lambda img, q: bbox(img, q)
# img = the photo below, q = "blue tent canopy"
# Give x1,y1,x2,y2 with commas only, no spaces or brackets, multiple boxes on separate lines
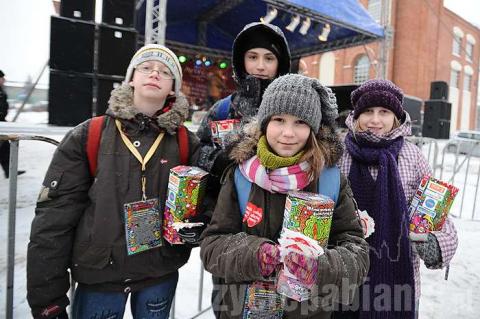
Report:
137,0,384,58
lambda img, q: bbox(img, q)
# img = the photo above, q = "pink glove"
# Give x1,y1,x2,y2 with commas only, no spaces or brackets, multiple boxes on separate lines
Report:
257,243,281,277
284,251,319,286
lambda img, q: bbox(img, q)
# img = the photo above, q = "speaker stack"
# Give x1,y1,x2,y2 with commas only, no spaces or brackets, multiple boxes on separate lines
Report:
96,0,137,115
422,81,451,139
48,0,137,125
403,96,422,136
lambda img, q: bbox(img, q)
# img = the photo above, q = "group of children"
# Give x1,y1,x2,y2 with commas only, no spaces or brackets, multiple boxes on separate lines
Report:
26,22,457,319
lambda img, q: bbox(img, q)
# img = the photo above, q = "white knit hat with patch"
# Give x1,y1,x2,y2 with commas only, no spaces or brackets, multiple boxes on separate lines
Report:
124,44,183,96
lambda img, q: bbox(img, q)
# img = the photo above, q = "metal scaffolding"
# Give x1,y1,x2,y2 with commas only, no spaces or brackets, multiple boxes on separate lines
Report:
144,0,167,45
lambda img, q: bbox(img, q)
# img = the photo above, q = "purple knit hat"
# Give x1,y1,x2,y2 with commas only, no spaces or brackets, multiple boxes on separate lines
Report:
351,79,404,119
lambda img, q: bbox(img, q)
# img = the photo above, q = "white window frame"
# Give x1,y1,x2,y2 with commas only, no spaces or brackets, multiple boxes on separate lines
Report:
452,26,464,57
463,65,474,91
353,55,370,84
450,69,460,88
466,34,476,62
463,73,472,91
452,35,462,56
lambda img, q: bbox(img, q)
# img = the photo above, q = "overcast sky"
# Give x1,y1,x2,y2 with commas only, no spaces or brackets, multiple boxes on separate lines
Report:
0,0,478,86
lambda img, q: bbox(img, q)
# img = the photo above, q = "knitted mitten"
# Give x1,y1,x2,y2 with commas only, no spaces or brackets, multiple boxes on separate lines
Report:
284,251,319,286
257,243,281,277
414,233,442,268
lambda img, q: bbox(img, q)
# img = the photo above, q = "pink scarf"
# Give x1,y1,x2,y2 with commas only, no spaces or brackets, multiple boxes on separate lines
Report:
239,155,311,194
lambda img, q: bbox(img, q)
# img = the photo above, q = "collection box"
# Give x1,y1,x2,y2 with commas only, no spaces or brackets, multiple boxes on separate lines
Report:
163,165,208,244
409,175,458,234
210,119,240,148
282,191,335,247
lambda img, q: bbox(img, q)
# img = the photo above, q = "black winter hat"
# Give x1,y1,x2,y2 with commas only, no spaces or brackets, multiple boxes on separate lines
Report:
0,70,4,78
232,22,291,81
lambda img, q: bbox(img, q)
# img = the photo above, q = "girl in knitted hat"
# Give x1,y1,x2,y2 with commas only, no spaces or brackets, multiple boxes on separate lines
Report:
200,74,369,318
27,44,201,319
336,79,458,318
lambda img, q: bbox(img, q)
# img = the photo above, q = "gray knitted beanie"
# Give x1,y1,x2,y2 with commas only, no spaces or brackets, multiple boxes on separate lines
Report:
124,44,183,96
257,74,338,134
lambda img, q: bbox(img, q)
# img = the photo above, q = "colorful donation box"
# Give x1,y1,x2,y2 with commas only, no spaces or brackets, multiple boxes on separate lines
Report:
163,165,208,244
409,175,458,234
210,119,240,148
277,191,335,302
282,191,334,247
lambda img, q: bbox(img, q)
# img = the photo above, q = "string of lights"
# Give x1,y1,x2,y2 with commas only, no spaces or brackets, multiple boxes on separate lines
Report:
177,54,230,69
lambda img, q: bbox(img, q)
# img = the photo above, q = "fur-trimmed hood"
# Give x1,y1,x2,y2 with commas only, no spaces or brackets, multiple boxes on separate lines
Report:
106,84,189,134
227,118,344,167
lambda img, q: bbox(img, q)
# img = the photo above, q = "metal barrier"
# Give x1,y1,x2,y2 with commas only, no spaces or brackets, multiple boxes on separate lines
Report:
1,132,61,319
1,124,212,319
407,136,480,220
4,128,478,318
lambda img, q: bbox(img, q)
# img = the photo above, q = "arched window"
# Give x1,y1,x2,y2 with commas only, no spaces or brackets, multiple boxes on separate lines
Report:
452,26,464,56
353,55,370,84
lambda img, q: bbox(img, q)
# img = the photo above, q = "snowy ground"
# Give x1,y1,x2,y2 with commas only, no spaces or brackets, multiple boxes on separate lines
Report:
1,112,479,318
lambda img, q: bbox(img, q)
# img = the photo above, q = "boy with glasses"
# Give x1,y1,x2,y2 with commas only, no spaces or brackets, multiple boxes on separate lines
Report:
27,44,200,319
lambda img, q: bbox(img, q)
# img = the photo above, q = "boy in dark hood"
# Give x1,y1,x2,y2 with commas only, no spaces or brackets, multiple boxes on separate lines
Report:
196,22,291,176
180,23,291,246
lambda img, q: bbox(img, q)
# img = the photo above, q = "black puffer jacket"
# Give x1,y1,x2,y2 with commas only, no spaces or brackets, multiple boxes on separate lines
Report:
27,84,200,317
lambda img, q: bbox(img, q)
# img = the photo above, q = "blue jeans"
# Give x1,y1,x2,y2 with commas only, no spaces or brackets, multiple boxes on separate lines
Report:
72,272,178,319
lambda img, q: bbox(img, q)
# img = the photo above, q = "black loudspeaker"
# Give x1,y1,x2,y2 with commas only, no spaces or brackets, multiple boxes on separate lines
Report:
96,75,124,115
422,100,451,139
328,85,359,128
48,70,93,126
98,25,138,76
430,81,449,100
403,96,422,136
102,0,135,27
50,16,95,73
60,0,95,21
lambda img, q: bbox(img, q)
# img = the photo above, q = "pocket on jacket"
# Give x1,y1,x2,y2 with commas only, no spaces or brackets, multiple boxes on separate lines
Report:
73,242,112,270
40,168,64,200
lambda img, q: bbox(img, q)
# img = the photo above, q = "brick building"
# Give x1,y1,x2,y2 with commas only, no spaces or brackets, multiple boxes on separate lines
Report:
303,0,480,133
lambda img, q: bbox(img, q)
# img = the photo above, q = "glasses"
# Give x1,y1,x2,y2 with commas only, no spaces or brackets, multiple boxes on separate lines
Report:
135,64,174,80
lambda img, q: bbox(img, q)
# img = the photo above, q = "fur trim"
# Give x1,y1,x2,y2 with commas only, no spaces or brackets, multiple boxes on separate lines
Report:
228,118,343,166
106,84,189,134
228,120,262,163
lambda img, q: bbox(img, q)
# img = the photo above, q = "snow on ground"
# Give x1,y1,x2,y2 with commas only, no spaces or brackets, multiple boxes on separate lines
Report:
1,112,479,318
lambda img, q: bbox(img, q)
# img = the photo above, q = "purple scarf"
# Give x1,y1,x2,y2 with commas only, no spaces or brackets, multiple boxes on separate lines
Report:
345,133,415,319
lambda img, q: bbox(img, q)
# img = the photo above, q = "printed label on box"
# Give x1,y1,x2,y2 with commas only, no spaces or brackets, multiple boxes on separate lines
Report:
409,176,458,234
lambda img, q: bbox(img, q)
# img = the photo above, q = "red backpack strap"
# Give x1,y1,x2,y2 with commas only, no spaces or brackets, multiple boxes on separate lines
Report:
86,116,106,176
177,125,189,165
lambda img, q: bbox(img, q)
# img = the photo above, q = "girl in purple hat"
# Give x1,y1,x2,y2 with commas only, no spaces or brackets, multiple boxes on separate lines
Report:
336,79,458,319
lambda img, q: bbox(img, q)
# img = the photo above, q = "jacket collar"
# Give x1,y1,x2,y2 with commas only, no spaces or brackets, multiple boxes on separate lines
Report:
106,84,189,134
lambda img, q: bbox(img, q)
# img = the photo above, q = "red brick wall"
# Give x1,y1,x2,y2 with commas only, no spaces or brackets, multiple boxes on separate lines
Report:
302,0,480,130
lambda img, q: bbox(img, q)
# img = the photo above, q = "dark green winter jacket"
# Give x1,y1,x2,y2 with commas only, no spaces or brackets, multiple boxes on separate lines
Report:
200,122,370,319
27,84,200,316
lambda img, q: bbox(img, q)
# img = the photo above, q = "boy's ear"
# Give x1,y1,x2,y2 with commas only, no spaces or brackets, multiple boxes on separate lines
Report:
129,80,134,87
169,90,175,96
